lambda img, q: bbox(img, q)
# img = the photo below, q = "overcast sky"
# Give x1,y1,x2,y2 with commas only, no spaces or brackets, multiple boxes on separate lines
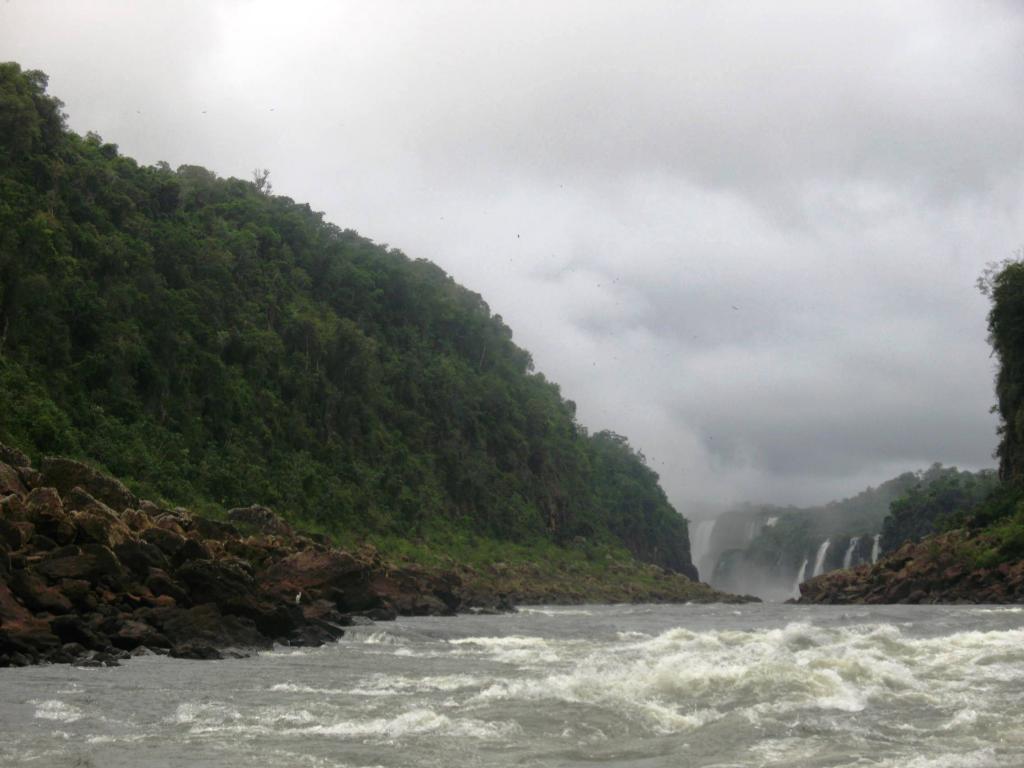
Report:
3,1,1021,514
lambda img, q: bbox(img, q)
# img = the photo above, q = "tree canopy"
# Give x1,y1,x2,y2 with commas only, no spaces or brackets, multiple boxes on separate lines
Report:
0,63,693,573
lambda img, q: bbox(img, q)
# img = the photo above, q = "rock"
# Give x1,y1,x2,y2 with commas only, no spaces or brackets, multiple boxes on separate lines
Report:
121,508,151,532
49,615,107,650
175,558,254,606
24,487,75,544
0,517,30,550
40,457,138,512
27,534,57,551
0,494,28,522
72,504,132,549
170,643,223,660
58,579,96,611
114,540,170,578
145,569,189,604
16,467,43,490
107,619,170,651
142,604,271,650
8,569,74,614
192,517,239,541
35,544,126,587
0,462,27,496
1,582,62,654
153,516,187,536
0,442,31,468
227,505,293,536
141,526,186,558
174,537,211,565
258,549,364,603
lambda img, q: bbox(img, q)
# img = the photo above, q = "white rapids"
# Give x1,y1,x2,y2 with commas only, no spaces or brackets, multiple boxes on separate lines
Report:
2,604,1023,768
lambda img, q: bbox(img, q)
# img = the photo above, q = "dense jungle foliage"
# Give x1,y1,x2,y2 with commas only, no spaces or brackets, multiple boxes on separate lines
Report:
879,465,998,551
0,64,693,573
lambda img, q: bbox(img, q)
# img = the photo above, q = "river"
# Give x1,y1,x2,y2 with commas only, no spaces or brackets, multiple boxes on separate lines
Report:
2,603,1023,767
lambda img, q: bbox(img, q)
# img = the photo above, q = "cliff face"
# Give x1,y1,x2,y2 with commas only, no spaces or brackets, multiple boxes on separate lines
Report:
0,62,694,576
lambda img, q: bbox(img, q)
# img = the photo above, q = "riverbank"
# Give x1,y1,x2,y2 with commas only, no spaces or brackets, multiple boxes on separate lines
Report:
797,529,1024,604
0,446,748,667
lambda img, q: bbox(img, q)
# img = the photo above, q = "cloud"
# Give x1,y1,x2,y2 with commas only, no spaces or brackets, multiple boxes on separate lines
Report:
2,0,1020,511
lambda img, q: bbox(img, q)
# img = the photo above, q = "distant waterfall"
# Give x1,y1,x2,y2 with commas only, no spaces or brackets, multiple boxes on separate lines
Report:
690,519,717,580
812,539,831,577
871,534,881,563
843,536,860,569
792,558,809,599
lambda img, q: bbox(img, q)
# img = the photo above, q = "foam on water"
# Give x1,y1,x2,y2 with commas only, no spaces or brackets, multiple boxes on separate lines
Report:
5,605,1024,767
31,700,83,723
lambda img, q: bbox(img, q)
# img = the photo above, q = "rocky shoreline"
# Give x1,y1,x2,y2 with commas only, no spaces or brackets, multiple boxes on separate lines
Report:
0,444,745,667
797,530,1024,604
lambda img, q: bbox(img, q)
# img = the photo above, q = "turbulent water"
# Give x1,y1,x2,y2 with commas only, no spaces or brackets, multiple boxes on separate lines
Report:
3,604,1024,768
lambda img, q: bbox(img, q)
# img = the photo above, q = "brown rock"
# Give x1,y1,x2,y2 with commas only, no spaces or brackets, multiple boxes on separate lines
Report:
227,505,293,536
35,544,125,586
8,569,74,614
24,487,75,545
121,509,151,532
0,494,28,522
113,540,170,577
72,504,132,549
145,569,189,604
0,518,30,550
0,462,27,496
0,442,31,468
258,549,364,602
141,526,186,558
40,457,138,512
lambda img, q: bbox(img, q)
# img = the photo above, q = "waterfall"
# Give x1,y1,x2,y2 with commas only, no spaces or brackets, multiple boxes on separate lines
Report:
871,534,881,563
690,519,717,580
792,558,808,599
812,539,831,577
843,536,860,569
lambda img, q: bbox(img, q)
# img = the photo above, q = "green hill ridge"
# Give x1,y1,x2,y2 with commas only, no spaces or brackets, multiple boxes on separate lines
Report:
0,63,696,579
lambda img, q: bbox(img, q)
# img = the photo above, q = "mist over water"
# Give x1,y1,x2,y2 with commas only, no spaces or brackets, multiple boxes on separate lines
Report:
2,604,1023,767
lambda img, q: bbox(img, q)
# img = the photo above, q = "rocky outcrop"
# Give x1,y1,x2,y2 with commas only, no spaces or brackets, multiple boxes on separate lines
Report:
797,530,1024,604
0,448,471,667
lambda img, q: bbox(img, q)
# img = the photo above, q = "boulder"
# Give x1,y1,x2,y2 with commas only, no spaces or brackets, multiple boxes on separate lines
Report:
175,558,255,606
49,615,108,650
58,579,96,611
0,462,26,497
0,583,61,660
35,544,126,586
114,540,170,578
0,494,28,522
142,526,186,558
141,604,271,650
145,569,189,604
105,618,171,651
0,518,30,550
121,508,151,532
24,487,75,544
40,457,138,512
72,502,132,549
0,442,30,468
8,569,74,614
174,537,211,565
227,505,293,536
170,643,223,660
258,549,365,603
192,517,239,541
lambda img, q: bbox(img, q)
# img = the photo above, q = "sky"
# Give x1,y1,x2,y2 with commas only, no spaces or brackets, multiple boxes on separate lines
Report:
3,1,1022,514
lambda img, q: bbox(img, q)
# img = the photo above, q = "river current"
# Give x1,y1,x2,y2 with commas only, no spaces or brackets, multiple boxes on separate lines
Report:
2,603,1023,767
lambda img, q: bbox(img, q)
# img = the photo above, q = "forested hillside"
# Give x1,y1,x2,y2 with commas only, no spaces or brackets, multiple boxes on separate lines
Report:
0,63,694,575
